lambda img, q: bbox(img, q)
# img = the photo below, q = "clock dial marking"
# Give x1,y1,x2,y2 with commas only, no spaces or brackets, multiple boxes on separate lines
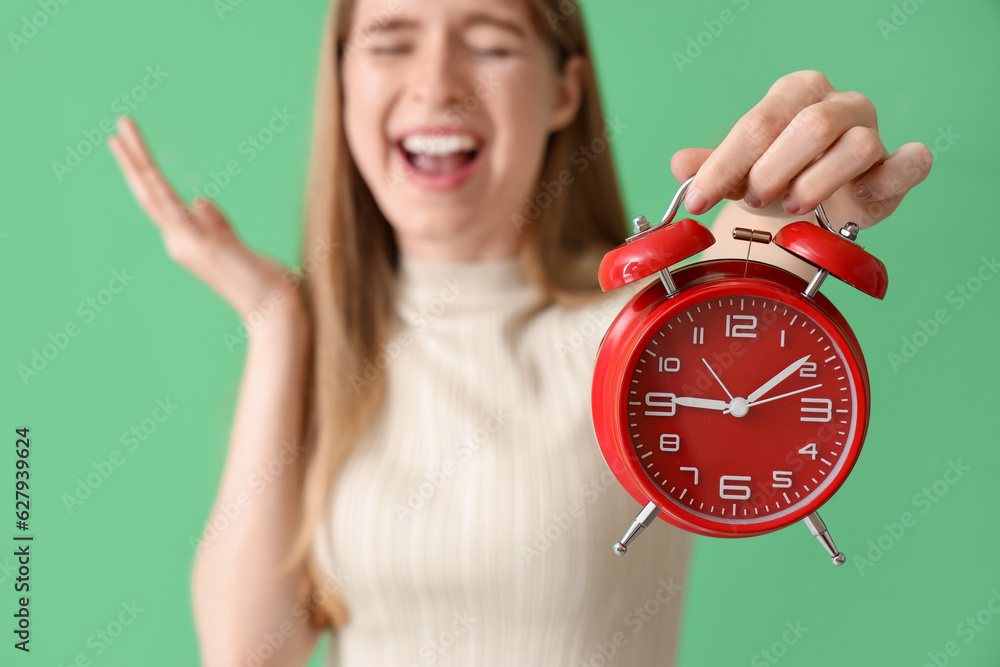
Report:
626,293,859,524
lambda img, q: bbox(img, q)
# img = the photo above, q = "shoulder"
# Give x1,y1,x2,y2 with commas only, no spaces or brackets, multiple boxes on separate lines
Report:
541,276,657,364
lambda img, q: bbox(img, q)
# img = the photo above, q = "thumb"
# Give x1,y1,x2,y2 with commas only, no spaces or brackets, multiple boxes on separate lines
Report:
670,147,714,183
192,197,236,236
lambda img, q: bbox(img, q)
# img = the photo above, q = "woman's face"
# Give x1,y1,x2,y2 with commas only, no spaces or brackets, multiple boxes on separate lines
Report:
341,0,583,260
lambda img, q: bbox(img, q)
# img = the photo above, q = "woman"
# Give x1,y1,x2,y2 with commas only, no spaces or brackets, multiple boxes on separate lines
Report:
107,0,932,664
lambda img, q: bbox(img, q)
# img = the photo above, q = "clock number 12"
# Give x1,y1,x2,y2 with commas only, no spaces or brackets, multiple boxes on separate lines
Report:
726,315,758,338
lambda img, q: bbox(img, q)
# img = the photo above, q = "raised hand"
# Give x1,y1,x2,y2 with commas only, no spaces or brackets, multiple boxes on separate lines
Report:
670,70,933,229
107,116,305,325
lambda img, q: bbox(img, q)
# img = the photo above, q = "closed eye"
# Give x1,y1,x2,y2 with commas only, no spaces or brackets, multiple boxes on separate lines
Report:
370,44,413,56
473,48,512,57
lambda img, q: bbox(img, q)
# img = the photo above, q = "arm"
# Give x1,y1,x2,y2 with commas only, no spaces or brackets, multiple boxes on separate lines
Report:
191,305,321,667
107,116,323,666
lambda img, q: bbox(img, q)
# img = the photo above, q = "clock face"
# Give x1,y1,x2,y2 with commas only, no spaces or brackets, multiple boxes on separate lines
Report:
622,282,864,530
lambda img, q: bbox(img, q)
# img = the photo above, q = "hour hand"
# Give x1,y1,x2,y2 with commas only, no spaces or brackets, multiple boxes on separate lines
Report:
673,396,729,411
745,355,812,404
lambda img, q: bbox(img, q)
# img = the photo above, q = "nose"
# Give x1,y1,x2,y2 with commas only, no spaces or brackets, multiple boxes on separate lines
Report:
408,30,472,109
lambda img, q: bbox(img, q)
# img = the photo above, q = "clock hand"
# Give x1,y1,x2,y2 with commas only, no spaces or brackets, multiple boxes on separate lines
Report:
701,358,735,401
745,355,812,404
673,396,730,411
744,383,823,408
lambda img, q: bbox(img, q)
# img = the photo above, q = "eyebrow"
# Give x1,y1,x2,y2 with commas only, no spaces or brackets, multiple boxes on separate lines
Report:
360,13,528,39
464,13,528,39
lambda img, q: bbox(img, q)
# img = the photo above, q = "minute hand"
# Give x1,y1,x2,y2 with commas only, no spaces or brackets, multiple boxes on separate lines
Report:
745,383,823,408
745,355,812,404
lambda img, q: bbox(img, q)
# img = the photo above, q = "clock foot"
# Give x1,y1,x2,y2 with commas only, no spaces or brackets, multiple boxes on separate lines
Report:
802,512,846,566
613,501,660,556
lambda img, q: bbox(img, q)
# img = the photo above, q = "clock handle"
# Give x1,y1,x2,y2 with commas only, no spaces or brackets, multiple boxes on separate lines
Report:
612,501,660,556
802,512,846,566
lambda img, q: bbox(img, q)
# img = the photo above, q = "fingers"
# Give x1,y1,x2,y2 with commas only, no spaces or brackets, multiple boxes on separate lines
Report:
779,126,889,214
671,147,749,207
192,197,236,236
854,141,933,202
686,70,833,214
745,94,880,212
108,116,195,232
670,147,713,182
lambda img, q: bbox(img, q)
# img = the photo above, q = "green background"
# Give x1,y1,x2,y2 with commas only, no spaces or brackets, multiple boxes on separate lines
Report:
2,0,997,664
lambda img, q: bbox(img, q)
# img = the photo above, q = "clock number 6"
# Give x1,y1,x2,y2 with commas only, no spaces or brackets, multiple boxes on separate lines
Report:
719,475,752,500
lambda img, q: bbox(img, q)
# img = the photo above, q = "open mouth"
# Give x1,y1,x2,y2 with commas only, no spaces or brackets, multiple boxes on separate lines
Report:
399,132,483,176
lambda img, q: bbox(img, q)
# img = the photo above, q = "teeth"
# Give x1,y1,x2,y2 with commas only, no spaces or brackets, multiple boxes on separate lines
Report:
402,133,478,156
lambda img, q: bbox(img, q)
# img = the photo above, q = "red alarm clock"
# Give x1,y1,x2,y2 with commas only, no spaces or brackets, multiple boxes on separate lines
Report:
592,177,888,566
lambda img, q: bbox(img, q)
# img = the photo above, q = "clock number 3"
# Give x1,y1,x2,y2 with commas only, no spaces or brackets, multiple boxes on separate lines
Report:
800,398,833,422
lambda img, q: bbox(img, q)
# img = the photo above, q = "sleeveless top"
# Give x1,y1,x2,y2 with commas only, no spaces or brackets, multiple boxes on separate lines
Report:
311,255,692,666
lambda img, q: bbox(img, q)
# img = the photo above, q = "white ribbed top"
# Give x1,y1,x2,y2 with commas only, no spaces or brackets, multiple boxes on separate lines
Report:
311,255,691,667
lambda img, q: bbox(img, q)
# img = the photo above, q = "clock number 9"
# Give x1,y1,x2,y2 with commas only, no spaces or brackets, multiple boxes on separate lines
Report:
644,392,676,417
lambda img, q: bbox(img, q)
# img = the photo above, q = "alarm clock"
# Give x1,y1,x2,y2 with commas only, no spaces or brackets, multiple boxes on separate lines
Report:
591,177,888,566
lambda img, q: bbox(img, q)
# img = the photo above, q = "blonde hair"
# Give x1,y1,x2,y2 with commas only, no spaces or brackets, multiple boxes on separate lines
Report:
278,0,629,629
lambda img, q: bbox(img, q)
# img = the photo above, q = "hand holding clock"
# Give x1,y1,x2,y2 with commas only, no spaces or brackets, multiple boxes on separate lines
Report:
669,70,933,229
